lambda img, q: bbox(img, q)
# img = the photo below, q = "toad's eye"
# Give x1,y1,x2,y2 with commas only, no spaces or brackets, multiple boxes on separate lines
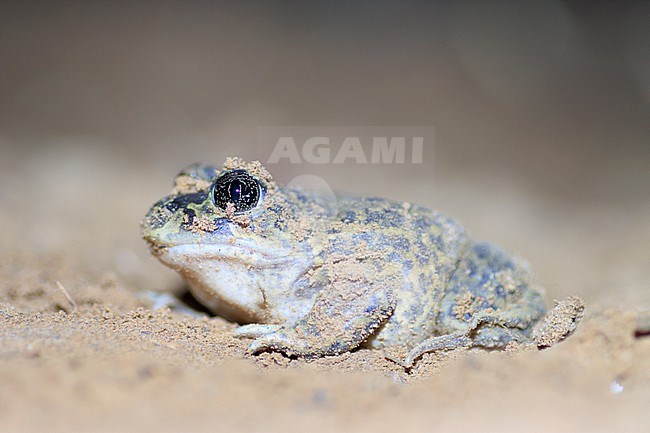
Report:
211,170,264,214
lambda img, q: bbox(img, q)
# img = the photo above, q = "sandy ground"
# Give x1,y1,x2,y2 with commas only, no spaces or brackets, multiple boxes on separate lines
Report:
1,146,649,433
1,2,650,432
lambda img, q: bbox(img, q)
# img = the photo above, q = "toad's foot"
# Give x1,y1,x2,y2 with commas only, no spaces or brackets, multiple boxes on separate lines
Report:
245,327,316,357
394,297,585,369
393,310,532,369
234,323,282,339
387,331,472,368
233,324,302,355
532,296,585,348
235,324,311,357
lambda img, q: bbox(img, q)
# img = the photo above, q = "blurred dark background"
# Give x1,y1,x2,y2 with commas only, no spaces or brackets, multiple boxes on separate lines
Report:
1,0,648,302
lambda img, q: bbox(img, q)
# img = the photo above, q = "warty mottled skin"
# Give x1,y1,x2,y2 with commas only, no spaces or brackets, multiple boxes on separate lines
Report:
141,157,551,366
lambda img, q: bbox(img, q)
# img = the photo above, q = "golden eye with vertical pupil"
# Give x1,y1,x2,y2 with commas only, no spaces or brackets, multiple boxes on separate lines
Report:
211,170,264,214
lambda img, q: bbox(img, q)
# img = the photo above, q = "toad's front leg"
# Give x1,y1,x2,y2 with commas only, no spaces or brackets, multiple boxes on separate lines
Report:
238,281,396,357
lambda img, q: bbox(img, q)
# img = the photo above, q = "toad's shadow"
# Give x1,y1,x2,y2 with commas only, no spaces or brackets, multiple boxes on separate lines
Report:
144,286,216,318
176,287,216,316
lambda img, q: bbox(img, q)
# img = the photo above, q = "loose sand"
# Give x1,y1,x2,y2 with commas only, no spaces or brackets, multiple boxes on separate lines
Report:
1,148,648,433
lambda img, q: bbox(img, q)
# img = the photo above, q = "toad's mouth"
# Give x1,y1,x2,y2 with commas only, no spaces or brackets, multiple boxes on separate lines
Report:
147,239,297,268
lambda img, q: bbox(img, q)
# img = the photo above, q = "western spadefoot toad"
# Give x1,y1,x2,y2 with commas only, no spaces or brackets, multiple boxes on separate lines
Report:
141,157,582,366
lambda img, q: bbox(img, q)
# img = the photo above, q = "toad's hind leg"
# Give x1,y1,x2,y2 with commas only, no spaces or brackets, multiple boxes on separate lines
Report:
401,242,547,368
400,312,531,367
